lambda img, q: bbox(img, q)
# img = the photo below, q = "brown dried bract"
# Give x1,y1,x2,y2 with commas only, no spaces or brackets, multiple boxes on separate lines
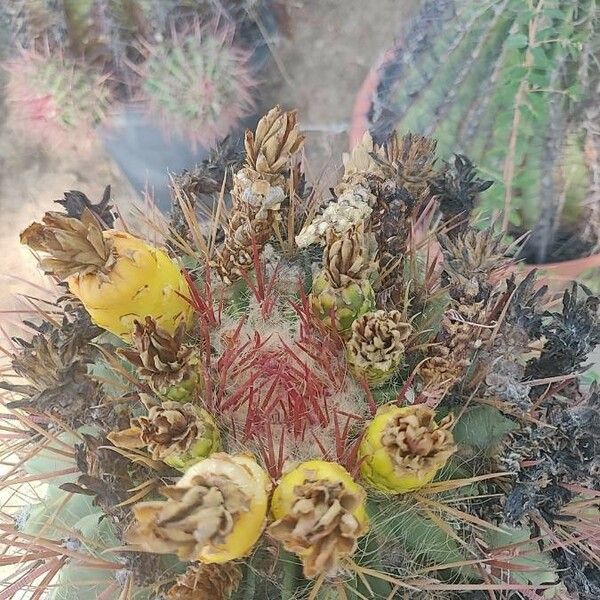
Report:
268,474,367,578
245,105,304,185
20,208,114,279
119,317,195,389
214,106,304,282
382,406,456,478
166,562,242,600
439,228,511,304
381,132,438,201
323,225,371,287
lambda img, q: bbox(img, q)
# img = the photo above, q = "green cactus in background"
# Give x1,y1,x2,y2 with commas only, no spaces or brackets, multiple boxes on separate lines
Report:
368,0,599,263
3,0,267,146
5,48,112,144
140,30,255,146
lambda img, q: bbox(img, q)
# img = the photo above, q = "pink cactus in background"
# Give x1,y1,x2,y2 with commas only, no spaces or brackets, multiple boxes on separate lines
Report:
4,47,113,147
135,26,255,148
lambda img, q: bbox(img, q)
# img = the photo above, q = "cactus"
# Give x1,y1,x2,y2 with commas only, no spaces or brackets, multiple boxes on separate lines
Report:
139,30,255,146
4,106,600,599
5,49,112,144
4,0,268,147
367,0,600,263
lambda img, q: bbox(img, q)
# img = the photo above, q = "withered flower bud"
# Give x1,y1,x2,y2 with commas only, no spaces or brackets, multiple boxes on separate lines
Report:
126,454,270,563
347,310,412,385
166,562,242,600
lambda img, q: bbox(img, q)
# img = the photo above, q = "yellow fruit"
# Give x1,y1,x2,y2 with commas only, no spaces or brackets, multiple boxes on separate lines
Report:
68,231,192,339
181,454,271,563
127,453,270,563
270,459,369,577
359,405,456,493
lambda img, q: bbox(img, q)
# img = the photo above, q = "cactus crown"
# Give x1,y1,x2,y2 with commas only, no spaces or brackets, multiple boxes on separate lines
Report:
4,107,600,599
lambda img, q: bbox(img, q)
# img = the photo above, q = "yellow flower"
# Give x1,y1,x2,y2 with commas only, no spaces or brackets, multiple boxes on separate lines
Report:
270,460,368,578
69,231,191,339
127,453,270,563
359,405,456,493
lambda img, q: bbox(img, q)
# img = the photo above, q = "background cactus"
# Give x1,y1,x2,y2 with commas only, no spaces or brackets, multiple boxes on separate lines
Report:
366,0,600,264
139,29,255,147
5,48,112,145
3,0,272,147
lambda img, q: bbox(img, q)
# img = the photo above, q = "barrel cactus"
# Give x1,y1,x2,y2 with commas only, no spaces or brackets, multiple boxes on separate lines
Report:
2,106,599,599
3,0,268,146
139,29,255,147
365,0,600,264
5,48,112,144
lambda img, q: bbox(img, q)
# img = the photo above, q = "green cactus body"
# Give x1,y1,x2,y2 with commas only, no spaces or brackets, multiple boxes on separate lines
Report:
6,50,111,141
347,351,402,387
371,0,598,256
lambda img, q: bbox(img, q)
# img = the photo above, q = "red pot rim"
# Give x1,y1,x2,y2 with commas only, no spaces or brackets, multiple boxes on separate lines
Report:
350,42,400,148
521,252,600,280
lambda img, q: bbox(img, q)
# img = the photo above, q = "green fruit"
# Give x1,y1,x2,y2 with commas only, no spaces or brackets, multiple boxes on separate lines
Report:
161,371,201,403
162,406,221,472
310,272,376,335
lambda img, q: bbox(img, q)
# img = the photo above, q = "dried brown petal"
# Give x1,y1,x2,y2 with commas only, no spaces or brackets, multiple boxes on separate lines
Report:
382,133,438,201
381,406,456,478
20,209,114,279
439,228,512,303
245,105,304,184
214,107,304,283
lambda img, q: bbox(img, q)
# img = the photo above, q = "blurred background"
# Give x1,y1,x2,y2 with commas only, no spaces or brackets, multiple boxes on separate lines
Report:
0,0,598,323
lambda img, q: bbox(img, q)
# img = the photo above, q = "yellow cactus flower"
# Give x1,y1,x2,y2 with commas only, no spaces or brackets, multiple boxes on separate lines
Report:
127,453,271,563
269,459,368,578
359,405,456,493
21,210,192,339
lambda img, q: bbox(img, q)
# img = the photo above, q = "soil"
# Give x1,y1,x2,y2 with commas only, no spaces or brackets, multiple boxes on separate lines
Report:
0,0,421,330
